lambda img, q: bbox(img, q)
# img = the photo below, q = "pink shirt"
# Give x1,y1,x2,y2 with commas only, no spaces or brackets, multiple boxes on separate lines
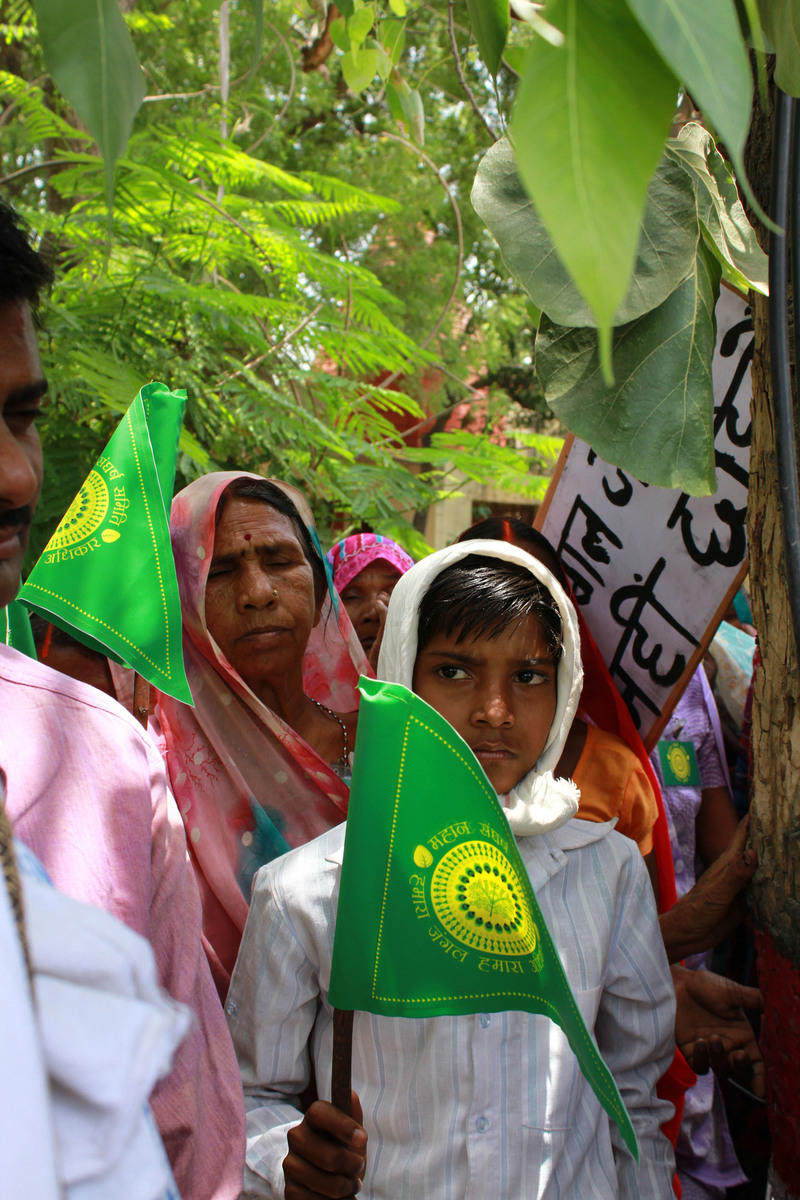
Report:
0,644,245,1200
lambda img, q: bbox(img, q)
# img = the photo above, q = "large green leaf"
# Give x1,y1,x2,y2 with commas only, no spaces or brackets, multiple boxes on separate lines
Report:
535,241,722,494
466,0,510,76
342,47,379,92
510,0,679,375
666,122,769,295
626,0,752,180
757,0,800,96
472,136,699,327
30,0,145,209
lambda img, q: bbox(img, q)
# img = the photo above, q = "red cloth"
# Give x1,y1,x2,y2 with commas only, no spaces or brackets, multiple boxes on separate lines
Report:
574,610,677,911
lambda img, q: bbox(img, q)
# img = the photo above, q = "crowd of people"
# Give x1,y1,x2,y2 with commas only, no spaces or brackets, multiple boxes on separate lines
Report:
0,198,766,1199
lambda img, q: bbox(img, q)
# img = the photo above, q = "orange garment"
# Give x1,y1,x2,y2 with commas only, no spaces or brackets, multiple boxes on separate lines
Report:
572,723,658,856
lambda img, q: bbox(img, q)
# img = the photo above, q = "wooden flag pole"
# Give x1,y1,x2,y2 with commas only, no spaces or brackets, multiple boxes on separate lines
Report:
133,672,151,730
331,1008,354,1115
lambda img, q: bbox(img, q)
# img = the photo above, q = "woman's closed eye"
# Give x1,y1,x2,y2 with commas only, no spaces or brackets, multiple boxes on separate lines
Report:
208,563,233,579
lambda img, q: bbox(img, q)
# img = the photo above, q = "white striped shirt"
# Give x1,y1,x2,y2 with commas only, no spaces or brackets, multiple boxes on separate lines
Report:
226,817,676,1199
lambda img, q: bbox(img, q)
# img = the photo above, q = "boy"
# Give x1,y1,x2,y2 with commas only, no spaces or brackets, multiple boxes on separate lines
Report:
226,541,676,1198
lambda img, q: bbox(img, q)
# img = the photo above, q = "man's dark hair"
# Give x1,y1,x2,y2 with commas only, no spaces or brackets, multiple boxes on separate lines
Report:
417,554,563,659
0,199,53,310
216,477,328,603
457,516,569,591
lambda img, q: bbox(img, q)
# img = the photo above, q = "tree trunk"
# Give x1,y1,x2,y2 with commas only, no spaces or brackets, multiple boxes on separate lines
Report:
746,76,800,1200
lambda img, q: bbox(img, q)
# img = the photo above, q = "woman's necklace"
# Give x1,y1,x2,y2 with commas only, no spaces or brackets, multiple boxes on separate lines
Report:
307,696,349,771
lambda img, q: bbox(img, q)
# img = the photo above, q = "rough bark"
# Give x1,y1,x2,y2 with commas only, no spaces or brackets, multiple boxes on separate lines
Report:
746,73,800,1200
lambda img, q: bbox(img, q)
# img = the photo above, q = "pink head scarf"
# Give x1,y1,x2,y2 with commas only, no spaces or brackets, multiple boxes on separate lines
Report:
327,533,414,594
155,472,370,996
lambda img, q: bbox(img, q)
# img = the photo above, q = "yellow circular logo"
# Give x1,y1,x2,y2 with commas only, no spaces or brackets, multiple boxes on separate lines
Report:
430,839,538,957
47,471,109,550
666,742,692,783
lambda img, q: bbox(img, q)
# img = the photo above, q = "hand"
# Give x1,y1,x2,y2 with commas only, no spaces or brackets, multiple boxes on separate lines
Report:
660,816,756,963
672,965,765,1098
284,1094,367,1199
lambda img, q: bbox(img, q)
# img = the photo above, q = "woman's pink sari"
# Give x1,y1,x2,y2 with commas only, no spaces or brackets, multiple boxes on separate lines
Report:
155,472,370,996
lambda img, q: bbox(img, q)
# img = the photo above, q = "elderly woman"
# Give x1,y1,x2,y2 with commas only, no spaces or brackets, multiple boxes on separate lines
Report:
327,533,413,666
156,472,369,996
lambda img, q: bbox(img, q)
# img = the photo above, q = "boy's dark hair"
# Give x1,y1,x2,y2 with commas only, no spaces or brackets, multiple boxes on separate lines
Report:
216,477,328,603
457,516,569,592
0,199,53,310
417,554,563,659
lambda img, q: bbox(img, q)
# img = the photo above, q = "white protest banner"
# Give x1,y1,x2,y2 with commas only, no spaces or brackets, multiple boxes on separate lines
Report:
536,288,752,750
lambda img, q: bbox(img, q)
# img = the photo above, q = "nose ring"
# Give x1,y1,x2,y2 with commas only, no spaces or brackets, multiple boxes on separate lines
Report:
272,587,278,598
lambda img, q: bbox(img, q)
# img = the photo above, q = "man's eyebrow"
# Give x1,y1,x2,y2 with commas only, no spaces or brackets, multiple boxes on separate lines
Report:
5,379,48,405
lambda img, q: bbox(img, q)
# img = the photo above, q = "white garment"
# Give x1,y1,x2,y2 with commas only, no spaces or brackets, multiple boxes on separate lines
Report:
378,539,583,835
0,840,60,1199
6,838,191,1200
226,818,676,1200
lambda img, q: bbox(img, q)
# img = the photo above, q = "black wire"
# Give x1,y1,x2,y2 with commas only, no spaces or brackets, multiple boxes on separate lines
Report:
769,88,800,655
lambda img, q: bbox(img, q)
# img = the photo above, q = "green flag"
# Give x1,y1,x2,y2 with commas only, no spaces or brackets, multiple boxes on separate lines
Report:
329,676,638,1159
3,598,37,658
18,382,192,705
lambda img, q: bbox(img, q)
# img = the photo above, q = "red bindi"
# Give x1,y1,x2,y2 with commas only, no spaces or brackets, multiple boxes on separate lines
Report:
244,533,252,541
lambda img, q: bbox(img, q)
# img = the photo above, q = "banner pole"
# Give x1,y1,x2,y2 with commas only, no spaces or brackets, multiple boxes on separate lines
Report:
331,1008,354,1115
133,672,151,730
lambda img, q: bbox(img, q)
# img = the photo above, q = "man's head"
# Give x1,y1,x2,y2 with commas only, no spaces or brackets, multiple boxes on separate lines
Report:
0,201,52,607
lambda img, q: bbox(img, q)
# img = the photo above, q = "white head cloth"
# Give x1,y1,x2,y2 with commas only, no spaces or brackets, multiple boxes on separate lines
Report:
377,539,583,837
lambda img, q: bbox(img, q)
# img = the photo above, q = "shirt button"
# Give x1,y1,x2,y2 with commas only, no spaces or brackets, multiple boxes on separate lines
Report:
674,858,685,873
226,1000,238,1016
479,1014,491,1029
476,1116,489,1133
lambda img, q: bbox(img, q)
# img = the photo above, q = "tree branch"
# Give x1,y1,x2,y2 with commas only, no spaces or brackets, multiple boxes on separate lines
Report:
246,22,297,154
375,131,465,394
447,0,498,142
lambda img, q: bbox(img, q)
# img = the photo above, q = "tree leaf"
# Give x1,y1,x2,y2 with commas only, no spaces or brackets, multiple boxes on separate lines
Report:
407,87,425,145
626,0,752,179
510,0,679,376
472,135,699,327
348,4,375,46
386,76,407,124
756,0,800,96
342,47,379,92
502,45,527,74
330,16,349,51
535,241,722,495
30,0,145,209
666,122,769,295
381,18,406,64
391,79,424,144
466,0,510,76
510,0,565,45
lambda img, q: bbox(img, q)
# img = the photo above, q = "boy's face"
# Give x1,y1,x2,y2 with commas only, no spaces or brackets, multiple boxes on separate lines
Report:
413,614,558,795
